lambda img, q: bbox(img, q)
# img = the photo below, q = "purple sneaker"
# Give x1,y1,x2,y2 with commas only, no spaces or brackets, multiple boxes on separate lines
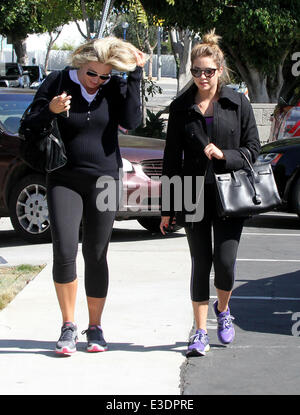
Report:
186,329,210,357
213,300,235,344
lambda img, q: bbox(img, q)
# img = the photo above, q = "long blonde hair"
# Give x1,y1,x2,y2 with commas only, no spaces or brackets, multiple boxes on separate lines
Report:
71,37,138,72
191,29,231,88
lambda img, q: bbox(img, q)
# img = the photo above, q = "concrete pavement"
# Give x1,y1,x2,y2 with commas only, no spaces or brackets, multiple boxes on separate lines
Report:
1,213,300,397
0,218,192,395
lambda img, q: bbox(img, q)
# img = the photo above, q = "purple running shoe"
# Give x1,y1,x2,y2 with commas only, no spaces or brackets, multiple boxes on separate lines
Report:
213,300,235,344
186,329,210,357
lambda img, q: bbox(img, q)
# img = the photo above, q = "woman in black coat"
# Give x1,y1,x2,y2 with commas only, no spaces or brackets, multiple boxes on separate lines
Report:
160,30,260,357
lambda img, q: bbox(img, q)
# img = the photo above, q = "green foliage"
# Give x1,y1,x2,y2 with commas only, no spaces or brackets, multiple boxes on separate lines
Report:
0,0,106,41
142,78,163,102
52,42,76,51
139,0,300,72
112,12,157,51
133,109,166,139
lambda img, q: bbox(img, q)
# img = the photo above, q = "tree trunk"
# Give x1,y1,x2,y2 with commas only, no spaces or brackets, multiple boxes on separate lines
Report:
144,27,157,80
246,68,270,102
148,52,153,80
170,29,192,94
12,37,28,64
45,30,62,72
225,43,286,103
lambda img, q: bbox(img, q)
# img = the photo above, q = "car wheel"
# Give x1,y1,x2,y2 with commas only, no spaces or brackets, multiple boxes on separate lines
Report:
8,174,51,243
292,176,300,218
137,217,182,233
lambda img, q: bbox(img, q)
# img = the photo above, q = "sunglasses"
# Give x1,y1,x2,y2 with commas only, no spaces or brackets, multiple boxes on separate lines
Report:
190,68,217,78
86,70,111,80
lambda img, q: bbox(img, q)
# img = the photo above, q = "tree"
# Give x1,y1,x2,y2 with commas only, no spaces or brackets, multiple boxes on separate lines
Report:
0,0,111,64
139,0,300,102
0,0,72,63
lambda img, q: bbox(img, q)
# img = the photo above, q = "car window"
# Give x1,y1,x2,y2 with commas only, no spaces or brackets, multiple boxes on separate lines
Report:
23,66,39,82
0,94,34,134
278,106,300,140
0,63,20,77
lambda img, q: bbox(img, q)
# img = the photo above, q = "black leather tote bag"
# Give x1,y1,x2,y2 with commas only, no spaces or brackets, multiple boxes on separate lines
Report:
214,149,282,218
18,72,67,173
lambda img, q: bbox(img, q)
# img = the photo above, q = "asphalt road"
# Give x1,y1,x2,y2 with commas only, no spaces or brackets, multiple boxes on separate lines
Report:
183,212,300,395
0,212,300,397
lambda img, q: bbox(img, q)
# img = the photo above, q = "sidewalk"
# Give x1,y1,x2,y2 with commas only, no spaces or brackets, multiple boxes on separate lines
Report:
0,222,192,395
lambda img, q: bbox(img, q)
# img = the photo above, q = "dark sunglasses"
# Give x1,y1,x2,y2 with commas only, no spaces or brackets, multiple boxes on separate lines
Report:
86,70,111,80
190,68,217,78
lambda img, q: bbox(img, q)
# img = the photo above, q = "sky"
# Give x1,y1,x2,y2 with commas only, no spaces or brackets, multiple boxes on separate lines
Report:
26,22,85,51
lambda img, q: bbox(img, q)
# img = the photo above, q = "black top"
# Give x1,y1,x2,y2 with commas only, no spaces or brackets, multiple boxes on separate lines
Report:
161,83,261,217
24,66,143,178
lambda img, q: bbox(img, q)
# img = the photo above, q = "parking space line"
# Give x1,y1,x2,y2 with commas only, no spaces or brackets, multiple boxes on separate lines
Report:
210,295,300,301
237,259,300,262
243,233,300,236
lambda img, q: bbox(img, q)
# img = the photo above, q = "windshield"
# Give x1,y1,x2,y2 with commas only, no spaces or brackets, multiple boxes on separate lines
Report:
278,106,300,140
0,94,34,134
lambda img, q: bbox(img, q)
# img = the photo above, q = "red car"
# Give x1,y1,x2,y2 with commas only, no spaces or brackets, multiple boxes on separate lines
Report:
0,88,167,242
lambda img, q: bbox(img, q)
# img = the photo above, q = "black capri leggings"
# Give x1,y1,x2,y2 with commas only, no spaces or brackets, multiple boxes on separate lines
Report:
185,184,244,302
47,171,120,298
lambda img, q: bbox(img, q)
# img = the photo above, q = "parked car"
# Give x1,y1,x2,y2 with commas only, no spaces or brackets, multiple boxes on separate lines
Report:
0,88,170,242
0,63,31,88
258,137,300,218
226,82,249,100
22,65,47,89
268,75,300,143
258,75,300,217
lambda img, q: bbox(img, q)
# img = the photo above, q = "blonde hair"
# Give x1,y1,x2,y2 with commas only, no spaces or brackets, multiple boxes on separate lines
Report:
71,37,137,72
191,29,231,88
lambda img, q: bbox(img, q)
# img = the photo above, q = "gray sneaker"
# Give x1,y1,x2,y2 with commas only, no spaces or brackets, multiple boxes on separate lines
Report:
55,322,78,355
81,325,108,352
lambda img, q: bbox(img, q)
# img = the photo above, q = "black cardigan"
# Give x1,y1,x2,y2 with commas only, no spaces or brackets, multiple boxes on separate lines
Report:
24,66,143,178
161,83,261,217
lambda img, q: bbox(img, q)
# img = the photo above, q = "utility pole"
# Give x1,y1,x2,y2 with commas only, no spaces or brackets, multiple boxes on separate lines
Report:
98,0,112,38
157,27,162,81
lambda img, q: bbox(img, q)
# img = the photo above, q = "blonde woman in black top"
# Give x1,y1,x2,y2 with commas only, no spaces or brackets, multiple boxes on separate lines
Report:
24,37,145,355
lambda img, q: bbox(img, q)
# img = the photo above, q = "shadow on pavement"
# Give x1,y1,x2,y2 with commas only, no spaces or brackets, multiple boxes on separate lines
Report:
231,269,300,336
245,213,300,230
0,226,185,248
0,339,187,357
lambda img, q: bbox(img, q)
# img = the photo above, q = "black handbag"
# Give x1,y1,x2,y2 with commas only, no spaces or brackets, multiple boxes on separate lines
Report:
214,148,282,218
18,72,67,173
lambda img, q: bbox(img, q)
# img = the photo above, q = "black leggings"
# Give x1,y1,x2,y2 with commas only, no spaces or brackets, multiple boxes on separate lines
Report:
185,184,244,302
47,171,120,298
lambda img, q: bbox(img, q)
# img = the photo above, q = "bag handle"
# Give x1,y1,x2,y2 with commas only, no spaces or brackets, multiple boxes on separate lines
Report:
239,148,262,205
239,147,253,168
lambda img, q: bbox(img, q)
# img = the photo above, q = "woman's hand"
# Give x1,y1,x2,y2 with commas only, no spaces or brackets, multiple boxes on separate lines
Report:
133,49,146,68
160,216,176,235
49,92,72,115
204,143,225,160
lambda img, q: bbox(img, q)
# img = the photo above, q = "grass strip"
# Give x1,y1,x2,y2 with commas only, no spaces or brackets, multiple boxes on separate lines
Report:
0,264,45,310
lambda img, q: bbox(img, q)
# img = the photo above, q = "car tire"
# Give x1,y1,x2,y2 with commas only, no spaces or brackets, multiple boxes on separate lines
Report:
137,217,182,233
8,174,51,243
292,176,300,218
